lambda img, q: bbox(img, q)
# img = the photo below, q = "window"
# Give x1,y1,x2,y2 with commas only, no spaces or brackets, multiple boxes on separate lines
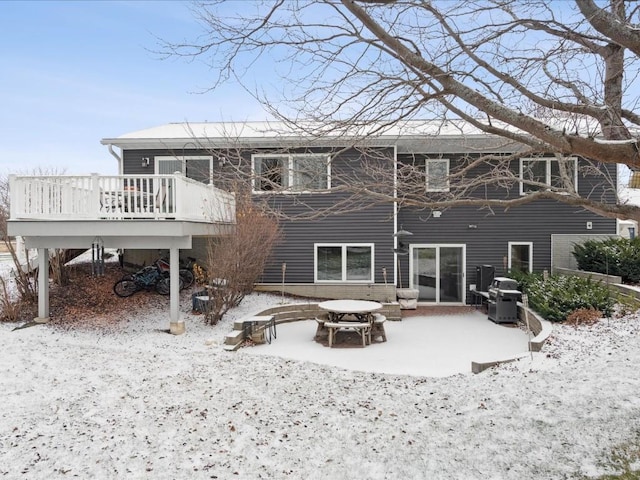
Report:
508,242,533,273
426,159,449,192
253,154,330,192
520,157,577,195
155,156,212,183
315,244,374,282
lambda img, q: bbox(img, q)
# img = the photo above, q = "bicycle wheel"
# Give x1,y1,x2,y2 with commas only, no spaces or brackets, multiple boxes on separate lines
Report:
179,269,194,289
113,278,138,297
156,277,170,295
156,275,184,295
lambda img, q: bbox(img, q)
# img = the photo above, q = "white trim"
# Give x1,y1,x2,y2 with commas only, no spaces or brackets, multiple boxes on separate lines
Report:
314,243,375,283
408,244,466,305
252,153,331,193
519,156,578,195
393,144,398,287
508,241,534,273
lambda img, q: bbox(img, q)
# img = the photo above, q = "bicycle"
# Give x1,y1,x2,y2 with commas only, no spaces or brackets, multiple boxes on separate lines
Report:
156,256,196,290
113,260,183,297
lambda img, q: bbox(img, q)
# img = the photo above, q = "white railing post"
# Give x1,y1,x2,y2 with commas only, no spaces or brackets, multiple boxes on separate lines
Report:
91,173,101,218
8,174,18,219
173,171,182,218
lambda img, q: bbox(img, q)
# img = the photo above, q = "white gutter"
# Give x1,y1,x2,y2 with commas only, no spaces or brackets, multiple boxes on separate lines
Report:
106,144,123,175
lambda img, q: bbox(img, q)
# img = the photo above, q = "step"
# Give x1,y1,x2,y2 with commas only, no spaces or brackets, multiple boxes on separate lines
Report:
232,315,275,331
224,330,244,346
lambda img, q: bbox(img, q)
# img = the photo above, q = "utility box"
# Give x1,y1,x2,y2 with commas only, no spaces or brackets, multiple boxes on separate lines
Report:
476,265,495,292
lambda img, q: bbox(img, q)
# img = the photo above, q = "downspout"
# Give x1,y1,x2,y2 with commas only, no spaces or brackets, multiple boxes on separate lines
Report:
106,144,123,174
393,144,398,288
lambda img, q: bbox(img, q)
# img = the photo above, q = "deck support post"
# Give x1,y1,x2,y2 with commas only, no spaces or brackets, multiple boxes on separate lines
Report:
169,246,184,335
35,247,50,323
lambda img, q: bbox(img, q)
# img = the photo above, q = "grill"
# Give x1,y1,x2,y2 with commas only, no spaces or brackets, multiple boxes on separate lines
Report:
487,277,521,324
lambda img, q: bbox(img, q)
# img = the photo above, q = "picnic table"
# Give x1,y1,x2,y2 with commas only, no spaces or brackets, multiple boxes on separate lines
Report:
316,300,386,347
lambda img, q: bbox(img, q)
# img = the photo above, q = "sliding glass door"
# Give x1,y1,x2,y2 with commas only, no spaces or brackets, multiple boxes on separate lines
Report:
410,245,466,304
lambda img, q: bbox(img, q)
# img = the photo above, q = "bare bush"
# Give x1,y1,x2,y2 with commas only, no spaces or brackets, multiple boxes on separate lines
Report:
0,175,37,315
202,195,282,325
0,169,72,321
0,276,20,322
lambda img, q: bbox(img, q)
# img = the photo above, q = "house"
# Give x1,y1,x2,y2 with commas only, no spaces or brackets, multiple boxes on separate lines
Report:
8,120,618,332
99,120,618,302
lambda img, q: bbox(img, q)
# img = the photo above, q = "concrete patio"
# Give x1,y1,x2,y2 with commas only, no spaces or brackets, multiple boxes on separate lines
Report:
243,307,534,377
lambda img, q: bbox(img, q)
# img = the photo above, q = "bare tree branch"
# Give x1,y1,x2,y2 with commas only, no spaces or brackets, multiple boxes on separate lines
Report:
159,1,640,221
576,0,640,56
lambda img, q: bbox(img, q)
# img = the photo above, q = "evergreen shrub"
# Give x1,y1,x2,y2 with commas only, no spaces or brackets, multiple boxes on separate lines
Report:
573,237,640,283
523,274,615,322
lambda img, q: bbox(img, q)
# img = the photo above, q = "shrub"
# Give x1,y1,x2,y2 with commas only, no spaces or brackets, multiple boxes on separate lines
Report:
523,274,615,322
507,269,542,292
201,194,282,325
573,237,640,283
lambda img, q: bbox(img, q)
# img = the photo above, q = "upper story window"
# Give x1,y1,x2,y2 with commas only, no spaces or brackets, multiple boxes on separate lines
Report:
252,154,330,192
426,159,449,192
520,157,577,195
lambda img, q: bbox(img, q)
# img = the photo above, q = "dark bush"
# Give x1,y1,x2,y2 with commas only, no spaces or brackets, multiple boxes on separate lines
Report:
573,237,640,283
506,269,542,292
523,274,615,322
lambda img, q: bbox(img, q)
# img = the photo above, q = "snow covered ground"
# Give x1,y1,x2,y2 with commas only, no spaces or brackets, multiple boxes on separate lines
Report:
1,257,640,478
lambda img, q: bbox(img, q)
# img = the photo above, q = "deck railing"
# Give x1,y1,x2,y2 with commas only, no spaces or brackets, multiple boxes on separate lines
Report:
9,173,235,223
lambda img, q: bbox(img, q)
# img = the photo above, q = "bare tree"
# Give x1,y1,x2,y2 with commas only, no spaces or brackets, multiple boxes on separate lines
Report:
162,0,640,220
201,192,282,325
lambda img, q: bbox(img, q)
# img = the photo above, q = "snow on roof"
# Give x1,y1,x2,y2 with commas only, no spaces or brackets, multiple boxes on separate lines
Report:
100,119,508,150
102,117,634,152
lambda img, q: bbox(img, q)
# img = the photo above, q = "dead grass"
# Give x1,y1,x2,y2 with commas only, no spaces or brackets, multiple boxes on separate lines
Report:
46,261,170,331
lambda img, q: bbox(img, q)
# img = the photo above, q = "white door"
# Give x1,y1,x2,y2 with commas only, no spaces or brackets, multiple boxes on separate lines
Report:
409,244,466,304
154,159,183,212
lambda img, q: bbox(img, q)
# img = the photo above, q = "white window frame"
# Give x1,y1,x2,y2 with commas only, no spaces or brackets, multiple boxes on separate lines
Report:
508,241,533,273
252,153,331,193
154,155,213,183
519,157,578,195
314,243,375,283
426,158,450,192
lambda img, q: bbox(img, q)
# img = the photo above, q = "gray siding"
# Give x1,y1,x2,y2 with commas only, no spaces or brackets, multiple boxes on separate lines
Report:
122,146,618,304
252,146,396,284
259,197,395,284
395,154,618,300
397,201,617,301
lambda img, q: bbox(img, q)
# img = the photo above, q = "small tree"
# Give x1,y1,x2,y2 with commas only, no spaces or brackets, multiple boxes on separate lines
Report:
203,194,282,325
